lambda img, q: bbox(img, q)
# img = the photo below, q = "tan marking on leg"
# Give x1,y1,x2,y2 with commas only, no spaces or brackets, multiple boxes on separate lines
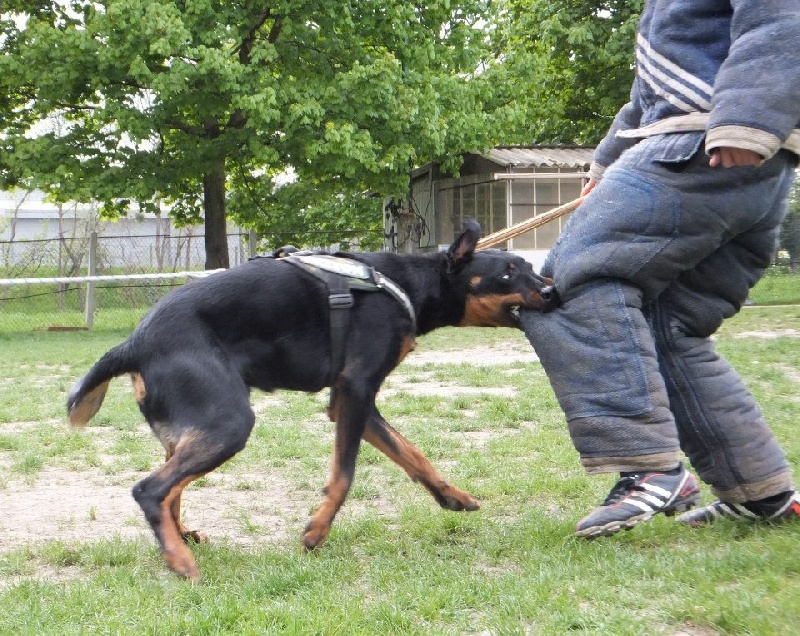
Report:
169,489,208,544
303,420,356,550
130,373,146,403
303,471,351,550
326,385,340,423
396,335,417,365
363,418,479,511
160,474,208,581
163,449,188,537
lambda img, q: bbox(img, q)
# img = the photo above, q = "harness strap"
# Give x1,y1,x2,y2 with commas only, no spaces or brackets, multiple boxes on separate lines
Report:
322,272,354,387
373,271,416,332
273,251,417,415
278,253,415,383
278,258,353,386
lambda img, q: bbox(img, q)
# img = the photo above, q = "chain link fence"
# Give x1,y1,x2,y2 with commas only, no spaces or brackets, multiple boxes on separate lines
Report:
2,216,796,334
0,230,254,332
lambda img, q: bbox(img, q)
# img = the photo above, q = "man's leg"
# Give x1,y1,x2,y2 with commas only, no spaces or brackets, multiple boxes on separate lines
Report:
522,279,700,538
524,279,681,473
522,139,797,535
648,263,793,504
645,223,798,526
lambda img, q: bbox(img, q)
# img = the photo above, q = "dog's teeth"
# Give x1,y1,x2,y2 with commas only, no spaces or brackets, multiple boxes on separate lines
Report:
511,306,520,317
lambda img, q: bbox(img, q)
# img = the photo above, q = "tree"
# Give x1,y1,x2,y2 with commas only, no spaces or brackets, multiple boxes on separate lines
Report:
485,0,644,145
1,1,498,267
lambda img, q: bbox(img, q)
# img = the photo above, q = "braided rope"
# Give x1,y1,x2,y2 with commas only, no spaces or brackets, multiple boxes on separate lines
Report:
477,196,585,250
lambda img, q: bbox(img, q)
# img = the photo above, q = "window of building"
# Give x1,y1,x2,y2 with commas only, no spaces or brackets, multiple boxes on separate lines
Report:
434,165,587,250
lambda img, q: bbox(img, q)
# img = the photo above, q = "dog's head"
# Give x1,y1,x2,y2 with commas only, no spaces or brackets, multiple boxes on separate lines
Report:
446,219,560,328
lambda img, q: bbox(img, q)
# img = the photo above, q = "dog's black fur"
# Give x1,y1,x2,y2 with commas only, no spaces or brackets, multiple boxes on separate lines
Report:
67,220,557,580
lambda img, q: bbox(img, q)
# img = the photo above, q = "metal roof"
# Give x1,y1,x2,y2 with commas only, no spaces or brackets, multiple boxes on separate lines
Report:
483,146,594,169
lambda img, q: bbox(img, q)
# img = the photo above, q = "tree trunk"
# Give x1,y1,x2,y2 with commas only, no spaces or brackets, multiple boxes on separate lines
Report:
203,156,230,270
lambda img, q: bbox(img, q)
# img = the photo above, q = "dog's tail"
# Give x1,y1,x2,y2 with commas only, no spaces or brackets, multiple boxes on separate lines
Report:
67,341,136,427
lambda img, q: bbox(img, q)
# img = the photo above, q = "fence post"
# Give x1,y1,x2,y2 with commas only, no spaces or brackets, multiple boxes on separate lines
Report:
248,229,257,259
85,231,97,329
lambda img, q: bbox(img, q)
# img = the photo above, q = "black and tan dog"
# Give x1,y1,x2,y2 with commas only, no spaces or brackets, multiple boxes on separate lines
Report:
67,220,557,580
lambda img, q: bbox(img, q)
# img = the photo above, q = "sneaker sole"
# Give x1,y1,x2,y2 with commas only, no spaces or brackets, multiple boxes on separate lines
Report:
575,512,654,538
679,503,800,527
575,495,700,539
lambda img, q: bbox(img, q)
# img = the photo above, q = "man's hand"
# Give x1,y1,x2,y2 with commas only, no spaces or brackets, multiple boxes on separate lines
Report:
709,147,765,168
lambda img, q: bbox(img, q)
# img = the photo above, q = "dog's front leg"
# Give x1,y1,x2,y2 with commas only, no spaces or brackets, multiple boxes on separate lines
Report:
303,378,368,550
363,409,480,512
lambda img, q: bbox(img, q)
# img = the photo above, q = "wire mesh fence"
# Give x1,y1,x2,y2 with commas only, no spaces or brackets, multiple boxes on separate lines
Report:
0,231,253,332
2,225,796,334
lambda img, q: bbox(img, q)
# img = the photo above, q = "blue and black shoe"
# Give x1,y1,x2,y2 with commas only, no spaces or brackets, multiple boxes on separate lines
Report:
676,490,800,526
575,463,700,538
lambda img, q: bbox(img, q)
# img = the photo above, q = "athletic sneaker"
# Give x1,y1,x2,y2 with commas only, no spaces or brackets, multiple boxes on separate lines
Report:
575,464,700,538
675,490,800,526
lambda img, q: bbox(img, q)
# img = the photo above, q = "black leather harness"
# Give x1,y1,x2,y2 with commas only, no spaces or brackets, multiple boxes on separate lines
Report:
278,253,417,385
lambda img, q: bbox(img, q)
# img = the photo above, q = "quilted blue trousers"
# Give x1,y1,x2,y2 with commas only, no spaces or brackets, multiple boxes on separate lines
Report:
522,134,797,502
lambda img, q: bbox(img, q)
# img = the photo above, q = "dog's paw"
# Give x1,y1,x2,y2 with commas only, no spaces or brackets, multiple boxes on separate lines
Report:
441,490,480,512
182,530,209,544
163,547,201,582
302,521,330,551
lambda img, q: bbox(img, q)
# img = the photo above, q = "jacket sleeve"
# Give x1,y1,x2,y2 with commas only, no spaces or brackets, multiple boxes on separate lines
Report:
707,0,800,159
589,78,645,180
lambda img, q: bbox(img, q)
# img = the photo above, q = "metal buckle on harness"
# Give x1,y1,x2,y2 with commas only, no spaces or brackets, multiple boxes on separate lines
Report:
328,292,354,309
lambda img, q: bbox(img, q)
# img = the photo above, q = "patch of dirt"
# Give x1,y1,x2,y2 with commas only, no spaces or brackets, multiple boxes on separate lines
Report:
0,466,306,555
382,373,518,398
733,329,800,339
401,341,539,366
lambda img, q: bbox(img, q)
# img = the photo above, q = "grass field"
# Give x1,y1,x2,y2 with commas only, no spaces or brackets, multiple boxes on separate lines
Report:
747,266,800,305
0,300,798,633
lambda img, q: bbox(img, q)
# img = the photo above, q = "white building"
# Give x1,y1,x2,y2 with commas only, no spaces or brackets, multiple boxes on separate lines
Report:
0,189,248,271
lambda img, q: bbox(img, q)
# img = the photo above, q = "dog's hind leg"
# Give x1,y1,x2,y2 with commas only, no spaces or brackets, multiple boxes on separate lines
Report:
164,448,208,545
133,410,254,580
363,408,480,512
132,456,206,581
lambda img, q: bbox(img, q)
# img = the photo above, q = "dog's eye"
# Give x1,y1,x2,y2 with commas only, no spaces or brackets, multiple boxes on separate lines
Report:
501,273,511,280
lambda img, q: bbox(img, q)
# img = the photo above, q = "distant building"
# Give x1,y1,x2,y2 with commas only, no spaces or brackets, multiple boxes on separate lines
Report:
385,146,594,269
0,189,176,240
0,190,248,271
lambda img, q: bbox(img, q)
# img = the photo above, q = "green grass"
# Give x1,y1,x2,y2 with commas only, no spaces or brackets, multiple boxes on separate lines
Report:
748,267,800,305
0,307,798,634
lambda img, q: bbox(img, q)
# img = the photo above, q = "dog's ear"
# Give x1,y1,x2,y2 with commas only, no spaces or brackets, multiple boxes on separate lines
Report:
447,219,481,269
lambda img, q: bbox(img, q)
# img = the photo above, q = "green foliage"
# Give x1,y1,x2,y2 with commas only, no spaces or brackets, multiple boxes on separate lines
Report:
488,0,643,145
1,1,499,259
227,171,386,251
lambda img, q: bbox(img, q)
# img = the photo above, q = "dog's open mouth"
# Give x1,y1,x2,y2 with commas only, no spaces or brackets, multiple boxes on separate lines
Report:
509,285,560,322
462,284,560,329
